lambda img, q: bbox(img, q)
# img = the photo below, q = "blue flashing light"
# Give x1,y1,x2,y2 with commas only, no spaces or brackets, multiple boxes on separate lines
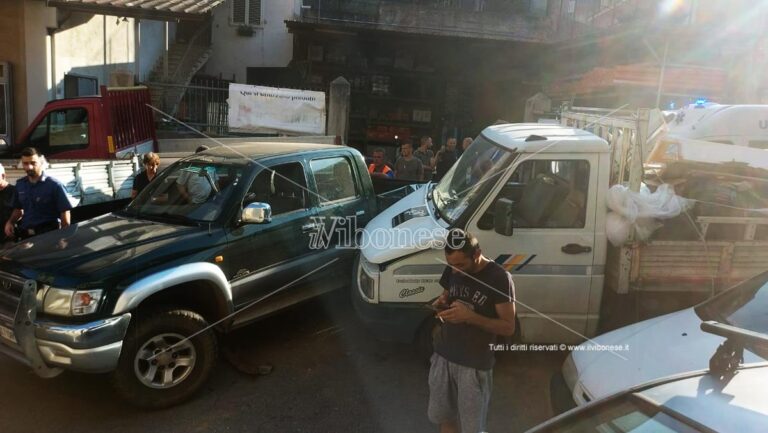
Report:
695,98,707,107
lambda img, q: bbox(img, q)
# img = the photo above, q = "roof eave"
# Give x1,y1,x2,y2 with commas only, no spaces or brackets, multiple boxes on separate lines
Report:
47,1,214,21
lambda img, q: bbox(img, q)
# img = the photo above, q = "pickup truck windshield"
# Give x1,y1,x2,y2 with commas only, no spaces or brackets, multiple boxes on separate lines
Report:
126,160,245,223
432,136,515,224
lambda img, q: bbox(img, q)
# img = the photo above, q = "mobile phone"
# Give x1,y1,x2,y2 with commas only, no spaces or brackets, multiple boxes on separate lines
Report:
425,295,449,311
425,303,449,312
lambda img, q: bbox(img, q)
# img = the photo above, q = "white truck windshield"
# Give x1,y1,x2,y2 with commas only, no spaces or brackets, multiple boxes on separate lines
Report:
432,136,515,224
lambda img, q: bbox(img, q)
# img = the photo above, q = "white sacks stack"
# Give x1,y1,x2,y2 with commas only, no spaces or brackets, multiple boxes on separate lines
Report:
605,183,693,246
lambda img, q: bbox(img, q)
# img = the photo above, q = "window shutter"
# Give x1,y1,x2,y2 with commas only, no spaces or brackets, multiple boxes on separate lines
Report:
248,0,262,25
232,0,246,24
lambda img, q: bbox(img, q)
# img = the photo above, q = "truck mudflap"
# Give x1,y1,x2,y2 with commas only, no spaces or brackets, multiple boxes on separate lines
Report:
14,280,62,378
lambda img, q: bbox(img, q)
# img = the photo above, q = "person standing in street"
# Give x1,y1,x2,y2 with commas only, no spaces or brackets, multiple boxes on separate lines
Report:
4,147,72,240
434,137,459,182
429,229,516,433
414,136,435,181
460,137,473,156
394,141,424,181
0,164,17,244
131,152,161,199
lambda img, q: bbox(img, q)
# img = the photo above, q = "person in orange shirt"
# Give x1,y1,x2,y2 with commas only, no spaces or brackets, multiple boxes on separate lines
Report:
368,148,394,178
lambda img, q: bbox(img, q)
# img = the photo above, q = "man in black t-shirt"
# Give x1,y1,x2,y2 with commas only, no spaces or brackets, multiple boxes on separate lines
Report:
428,229,515,433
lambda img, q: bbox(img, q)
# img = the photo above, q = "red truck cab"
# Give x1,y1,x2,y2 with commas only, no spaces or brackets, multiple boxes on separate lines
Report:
13,86,157,159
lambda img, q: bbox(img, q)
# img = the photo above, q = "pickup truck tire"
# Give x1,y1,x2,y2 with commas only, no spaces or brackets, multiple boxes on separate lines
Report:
111,309,218,409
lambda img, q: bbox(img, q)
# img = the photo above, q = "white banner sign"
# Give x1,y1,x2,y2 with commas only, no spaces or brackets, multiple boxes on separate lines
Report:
227,83,326,135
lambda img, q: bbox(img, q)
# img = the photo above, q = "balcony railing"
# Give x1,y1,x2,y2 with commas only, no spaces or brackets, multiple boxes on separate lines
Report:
298,0,552,42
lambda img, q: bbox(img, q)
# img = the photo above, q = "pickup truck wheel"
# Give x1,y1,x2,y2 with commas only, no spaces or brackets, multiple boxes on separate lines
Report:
112,309,217,409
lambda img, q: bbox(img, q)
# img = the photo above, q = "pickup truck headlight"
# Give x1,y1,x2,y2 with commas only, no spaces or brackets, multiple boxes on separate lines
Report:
43,288,103,316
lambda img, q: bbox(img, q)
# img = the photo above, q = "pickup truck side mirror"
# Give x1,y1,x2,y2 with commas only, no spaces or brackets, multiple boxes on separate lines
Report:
241,202,272,224
494,198,514,236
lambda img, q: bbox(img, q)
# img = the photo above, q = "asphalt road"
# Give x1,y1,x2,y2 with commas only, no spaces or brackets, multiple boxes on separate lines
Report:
0,291,566,433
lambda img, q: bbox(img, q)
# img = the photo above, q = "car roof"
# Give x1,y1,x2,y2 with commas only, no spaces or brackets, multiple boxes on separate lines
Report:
637,364,768,432
481,123,610,154
200,142,343,159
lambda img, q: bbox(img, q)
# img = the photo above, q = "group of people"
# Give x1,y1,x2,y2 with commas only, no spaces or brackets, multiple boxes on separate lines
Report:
368,135,473,182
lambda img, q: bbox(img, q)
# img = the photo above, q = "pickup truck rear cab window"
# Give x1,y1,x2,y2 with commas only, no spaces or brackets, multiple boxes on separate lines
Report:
310,156,359,204
247,162,308,215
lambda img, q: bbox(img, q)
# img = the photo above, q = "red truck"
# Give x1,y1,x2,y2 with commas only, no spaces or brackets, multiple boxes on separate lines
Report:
3,86,339,220
11,85,157,159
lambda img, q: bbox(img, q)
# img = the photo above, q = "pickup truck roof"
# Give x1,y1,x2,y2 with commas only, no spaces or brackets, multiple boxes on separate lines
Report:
197,141,342,159
482,123,610,154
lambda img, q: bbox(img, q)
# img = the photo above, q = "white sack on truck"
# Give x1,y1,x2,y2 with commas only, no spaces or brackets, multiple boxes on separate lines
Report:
606,184,693,246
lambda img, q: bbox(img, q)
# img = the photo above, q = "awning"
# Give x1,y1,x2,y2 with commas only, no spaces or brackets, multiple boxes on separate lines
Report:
47,0,226,21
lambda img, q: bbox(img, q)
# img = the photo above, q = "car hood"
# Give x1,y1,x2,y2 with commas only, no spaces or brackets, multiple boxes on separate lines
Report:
361,185,447,264
572,308,764,401
0,213,217,285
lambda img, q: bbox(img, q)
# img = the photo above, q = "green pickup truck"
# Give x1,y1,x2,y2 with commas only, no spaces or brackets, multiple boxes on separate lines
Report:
0,142,410,408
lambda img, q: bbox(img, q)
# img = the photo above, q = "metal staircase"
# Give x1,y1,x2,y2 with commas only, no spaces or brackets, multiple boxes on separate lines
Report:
147,24,213,119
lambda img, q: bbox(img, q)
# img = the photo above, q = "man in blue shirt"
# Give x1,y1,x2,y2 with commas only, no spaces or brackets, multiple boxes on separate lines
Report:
3,147,72,240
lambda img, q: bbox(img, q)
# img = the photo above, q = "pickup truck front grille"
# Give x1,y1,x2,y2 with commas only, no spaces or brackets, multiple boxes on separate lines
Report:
0,274,23,323
0,272,26,353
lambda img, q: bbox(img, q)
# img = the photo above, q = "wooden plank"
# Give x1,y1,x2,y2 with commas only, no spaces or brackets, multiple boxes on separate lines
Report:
639,250,723,258
718,243,735,278
697,216,768,224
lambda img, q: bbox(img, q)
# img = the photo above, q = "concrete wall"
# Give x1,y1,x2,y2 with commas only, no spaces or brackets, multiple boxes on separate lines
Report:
0,0,29,138
203,0,298,82
23,0,55,122
138,20,175,82
53,14,133,98
52,14,168,98
0,2,168,136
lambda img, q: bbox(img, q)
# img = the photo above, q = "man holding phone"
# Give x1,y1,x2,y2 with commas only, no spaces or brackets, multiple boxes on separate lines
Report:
428,229,516,433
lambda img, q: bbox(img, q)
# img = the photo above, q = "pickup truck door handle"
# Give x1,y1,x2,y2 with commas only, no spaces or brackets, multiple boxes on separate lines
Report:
561,243,592,254
302,222,321,232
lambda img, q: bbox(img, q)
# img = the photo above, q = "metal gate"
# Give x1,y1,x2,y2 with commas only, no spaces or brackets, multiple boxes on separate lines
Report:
148,78,230,136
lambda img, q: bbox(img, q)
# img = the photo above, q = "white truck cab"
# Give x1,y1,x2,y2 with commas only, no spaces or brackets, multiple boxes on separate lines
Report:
353,124,610,344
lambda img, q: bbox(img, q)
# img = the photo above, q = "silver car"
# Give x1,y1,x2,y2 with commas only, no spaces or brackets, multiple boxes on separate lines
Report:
558,271,768,406
531,322,768,433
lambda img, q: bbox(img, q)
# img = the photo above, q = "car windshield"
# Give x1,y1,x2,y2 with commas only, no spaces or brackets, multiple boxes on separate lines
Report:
695,270,768,335
124,158,246,224
541,395,702,433
432,136,516,224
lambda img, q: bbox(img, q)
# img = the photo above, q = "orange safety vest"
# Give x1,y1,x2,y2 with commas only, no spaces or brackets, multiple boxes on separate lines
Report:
368,163,393,176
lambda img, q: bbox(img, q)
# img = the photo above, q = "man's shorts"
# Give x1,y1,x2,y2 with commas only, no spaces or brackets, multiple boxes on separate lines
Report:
428,353,493,433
